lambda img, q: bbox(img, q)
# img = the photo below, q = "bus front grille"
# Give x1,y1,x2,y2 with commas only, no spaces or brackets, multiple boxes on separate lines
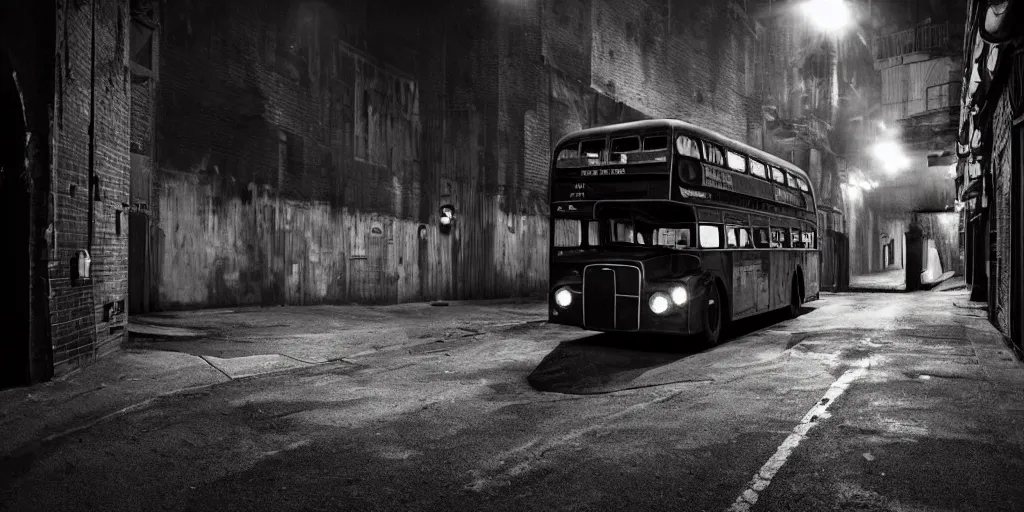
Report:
583,265,641,331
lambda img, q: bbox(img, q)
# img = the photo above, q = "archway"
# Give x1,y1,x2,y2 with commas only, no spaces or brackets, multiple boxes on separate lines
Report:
0,52,31,389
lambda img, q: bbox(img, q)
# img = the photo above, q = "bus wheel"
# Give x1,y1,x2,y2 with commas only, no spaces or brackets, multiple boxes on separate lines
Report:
787,274,802,318
697,284,722,347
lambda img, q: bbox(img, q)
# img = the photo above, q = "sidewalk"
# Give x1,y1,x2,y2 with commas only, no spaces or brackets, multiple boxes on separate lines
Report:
0,298,548,458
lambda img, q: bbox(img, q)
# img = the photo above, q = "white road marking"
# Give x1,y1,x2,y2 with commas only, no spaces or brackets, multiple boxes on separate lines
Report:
727,361,870,511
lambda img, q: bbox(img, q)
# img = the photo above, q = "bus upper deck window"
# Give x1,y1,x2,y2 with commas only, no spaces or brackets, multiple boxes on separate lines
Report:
786,173,798,189
555,144,580,168
797,178,810,192
771,166,786,184
726,151,747,173
701,141,725,166
675,135,701,158
644,136,668,151
699,225,722,249
611,136,640,163
580,139,606,164
750,159,768,179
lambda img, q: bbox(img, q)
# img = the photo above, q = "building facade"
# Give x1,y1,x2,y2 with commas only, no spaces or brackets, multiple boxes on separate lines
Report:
1,0,133,387
132,0,768,312
956,0,1024,354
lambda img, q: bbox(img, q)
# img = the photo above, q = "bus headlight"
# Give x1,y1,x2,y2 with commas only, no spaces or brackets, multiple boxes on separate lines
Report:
670,286,688,306
554,287,573,308
649,292,670,315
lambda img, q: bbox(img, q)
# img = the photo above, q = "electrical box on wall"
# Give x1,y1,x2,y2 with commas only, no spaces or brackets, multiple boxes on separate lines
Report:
103,299,125,322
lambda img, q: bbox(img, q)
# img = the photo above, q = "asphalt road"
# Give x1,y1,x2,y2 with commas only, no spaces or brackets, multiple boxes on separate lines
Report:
2,292,1023,511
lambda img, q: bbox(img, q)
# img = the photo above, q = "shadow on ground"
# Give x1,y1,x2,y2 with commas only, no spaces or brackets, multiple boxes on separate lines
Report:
528,305,819,395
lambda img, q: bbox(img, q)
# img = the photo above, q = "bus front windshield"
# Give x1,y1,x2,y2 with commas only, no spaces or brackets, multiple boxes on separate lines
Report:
606,219,694,250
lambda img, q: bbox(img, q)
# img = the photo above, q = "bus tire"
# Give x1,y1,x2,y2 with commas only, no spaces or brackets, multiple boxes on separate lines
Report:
697,283,723,348
787,274,802,318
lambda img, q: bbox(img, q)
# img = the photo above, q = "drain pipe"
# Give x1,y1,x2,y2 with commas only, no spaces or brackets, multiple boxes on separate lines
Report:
87,0,97,251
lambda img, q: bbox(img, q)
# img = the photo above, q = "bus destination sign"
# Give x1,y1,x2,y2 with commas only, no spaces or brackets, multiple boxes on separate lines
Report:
580,167,627,177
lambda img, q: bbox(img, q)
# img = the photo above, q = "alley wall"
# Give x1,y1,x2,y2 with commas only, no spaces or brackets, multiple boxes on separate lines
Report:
148,0,763,309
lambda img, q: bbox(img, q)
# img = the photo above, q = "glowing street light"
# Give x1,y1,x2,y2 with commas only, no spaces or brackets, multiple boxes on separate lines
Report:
801,0,853,33
870,141,911,174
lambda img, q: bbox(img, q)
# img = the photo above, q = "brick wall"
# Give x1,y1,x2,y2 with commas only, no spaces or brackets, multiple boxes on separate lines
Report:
50,0,132,375
990,91,1013,335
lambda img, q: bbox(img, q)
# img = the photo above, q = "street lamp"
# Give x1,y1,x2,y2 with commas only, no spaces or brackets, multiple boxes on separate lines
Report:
870,141,911,174
801,0,853,33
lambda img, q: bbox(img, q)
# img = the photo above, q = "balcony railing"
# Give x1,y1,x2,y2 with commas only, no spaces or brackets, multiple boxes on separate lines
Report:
873,23,964,61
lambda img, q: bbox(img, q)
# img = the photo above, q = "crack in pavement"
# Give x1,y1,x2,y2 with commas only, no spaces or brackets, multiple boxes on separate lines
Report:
464,387,690,492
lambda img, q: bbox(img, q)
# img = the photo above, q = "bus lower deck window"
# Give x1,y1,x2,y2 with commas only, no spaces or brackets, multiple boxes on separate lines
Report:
754,228,770,248
554,218,583,247
699,225,722,249
802,230,815,248
771,228,788,248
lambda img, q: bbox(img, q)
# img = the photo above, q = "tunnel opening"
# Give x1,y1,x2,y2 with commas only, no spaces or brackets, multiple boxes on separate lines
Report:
0,52,32,389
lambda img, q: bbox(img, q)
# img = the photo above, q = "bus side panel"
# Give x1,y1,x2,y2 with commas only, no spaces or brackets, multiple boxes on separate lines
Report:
803,251,821,301
769,251,796,310
700,252,730,317
731,251,769,320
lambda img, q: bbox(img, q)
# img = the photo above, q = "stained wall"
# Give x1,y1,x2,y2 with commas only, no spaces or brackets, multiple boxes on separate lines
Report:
150,0,764,308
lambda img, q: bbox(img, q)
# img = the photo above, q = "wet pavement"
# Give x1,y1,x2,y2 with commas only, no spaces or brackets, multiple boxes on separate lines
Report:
2,290,1023,511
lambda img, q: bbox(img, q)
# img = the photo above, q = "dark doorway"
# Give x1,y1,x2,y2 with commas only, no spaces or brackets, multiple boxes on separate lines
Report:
0,56,31,389
1011,117,1023,356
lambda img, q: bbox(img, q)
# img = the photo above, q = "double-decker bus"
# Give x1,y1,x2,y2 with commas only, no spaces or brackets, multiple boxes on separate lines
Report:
547,119,820,346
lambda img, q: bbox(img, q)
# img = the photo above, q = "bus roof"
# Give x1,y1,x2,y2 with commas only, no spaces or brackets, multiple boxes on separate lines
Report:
554,119,813,185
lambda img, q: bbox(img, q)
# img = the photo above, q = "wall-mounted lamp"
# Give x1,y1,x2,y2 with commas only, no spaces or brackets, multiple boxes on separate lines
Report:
439,204,455,235
71,249,91,283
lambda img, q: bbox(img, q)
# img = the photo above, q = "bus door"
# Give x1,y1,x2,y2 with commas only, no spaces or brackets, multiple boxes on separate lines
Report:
726,216,767,320
750,224,772,313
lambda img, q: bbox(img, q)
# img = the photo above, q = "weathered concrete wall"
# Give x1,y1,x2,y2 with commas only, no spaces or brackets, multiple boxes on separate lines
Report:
151,0,762,308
